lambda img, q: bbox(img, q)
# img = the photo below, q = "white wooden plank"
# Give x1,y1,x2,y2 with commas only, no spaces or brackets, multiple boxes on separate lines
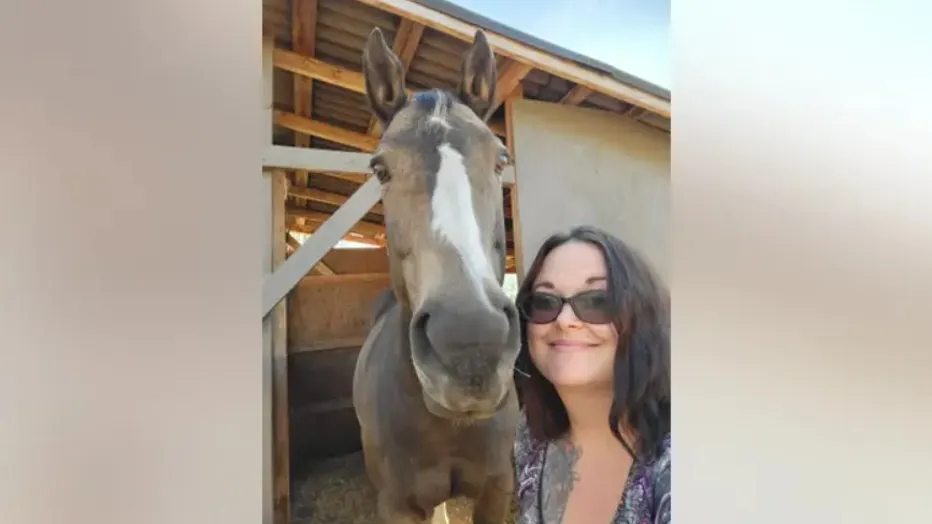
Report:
263,145,373,174
262,177,383,317
262,144,514,183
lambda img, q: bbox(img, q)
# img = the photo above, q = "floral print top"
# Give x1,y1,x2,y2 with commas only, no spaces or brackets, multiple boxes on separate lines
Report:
513,410,671,524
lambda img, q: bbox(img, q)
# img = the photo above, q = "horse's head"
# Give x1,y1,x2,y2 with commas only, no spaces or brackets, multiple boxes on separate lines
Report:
361,28,519,419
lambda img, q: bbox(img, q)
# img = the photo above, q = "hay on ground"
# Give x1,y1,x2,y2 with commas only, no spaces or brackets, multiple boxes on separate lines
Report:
291,451,515,524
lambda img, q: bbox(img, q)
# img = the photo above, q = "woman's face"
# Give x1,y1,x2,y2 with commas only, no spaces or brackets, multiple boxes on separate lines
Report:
526,241,619,390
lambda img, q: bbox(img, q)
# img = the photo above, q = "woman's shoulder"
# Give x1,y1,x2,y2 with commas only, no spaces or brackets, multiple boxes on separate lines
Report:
648,433,671,523
652,433,671,474
512,408,547,519
514,408,530,441
513,408,541,467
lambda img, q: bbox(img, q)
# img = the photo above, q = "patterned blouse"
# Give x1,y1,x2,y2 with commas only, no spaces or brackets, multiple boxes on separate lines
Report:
513,410,671,524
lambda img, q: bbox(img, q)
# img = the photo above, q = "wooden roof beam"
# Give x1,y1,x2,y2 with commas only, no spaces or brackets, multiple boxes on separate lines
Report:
273,110,380,151
289,185,385,215
489,60,534,116
291,0,318,135
274,48,370,96
291,0,319,231
286,205,386,239
353,0,670,118
288,222,384,247
560,84,592,105
394,19,426,68
313,171,368,184
272,47,507,137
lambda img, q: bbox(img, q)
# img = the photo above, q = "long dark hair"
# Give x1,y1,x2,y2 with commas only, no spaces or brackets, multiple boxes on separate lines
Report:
515,225,670,461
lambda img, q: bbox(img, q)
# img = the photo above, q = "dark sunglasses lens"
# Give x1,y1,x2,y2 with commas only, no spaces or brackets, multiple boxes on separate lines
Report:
524,293,563,323
571,291,613,324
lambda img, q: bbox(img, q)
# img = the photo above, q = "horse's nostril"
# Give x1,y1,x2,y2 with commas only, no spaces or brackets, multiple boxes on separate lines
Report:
416,312,430,338
410,310,433,359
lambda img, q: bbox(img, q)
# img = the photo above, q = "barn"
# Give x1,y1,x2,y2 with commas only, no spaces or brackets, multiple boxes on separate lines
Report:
259,0,671,522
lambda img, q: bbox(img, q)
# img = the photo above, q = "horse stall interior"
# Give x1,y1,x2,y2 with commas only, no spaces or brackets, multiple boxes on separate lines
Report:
260,1,671,523
286,248,391,523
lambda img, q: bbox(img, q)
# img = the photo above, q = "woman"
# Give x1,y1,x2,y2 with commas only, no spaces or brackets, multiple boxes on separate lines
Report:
512,225,671,524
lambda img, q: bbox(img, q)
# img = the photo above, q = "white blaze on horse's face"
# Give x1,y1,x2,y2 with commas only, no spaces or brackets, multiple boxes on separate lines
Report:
430,142,496,307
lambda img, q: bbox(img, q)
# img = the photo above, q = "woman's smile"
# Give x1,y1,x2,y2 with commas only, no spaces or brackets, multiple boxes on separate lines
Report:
549,338,600,352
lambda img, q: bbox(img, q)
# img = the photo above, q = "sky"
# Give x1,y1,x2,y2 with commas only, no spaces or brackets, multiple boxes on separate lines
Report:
446,0,670,89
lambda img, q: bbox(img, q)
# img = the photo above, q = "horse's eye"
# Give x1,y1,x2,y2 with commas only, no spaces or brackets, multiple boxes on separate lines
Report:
371,161,391,184
494,150,511,175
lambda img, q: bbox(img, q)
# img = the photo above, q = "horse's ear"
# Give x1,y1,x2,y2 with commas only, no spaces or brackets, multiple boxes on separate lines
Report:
362,28,408,126
457,30,497,121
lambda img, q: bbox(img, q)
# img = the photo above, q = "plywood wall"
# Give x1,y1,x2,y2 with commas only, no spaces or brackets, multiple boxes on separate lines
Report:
288,273,390,347
287,247,391,475
314,247,390,274
510,99,670,280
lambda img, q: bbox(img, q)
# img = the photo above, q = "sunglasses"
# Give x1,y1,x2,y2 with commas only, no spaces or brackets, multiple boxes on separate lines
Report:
519,289,613,325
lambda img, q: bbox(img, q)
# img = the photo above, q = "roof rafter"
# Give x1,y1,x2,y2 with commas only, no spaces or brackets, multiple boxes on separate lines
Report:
272,47,508,137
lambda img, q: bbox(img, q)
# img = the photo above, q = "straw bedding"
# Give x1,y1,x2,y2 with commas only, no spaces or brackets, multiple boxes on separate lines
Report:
291,451,516,524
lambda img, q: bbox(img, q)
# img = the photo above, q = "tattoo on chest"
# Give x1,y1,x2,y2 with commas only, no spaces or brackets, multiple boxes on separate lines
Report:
541,440,582,524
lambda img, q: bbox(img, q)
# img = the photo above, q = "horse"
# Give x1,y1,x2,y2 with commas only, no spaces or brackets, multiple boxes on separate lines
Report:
351,27,522,524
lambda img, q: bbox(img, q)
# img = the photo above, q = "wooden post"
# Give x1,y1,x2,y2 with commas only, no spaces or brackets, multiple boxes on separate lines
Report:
505,84,526,282
270,170,290,524
261,35,290,524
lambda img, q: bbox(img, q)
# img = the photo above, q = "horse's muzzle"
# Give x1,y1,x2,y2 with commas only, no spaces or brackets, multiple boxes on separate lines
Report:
420,378,509,420
408,287,520,417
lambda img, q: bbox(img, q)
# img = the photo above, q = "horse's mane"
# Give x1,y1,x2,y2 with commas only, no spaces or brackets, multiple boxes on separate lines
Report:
369,288,397,328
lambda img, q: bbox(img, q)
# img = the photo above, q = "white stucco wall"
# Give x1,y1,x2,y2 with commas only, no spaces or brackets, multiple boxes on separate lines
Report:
511,99,671,281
